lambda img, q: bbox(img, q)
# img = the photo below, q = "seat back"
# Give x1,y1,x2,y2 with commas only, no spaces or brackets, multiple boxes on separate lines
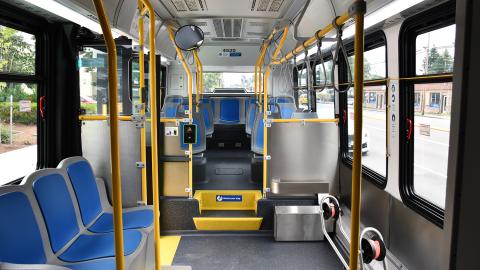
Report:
251,112,264,154
200,98,214,136
31,169,81,253
273,96,296,119
219,98,240,123
0,190,47,264
58,158,103,228
161,95,183,118
245,102,258,135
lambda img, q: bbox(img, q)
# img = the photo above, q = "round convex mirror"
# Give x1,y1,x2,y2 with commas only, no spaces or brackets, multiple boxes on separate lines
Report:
174,25,205,51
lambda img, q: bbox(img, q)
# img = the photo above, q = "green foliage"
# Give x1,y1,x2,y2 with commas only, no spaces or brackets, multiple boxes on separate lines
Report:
203,73,222,92
0,82,36,102
0,127,10,144
0,102,37,125
422,47,454,75
0,25,35,74
81,103,97,114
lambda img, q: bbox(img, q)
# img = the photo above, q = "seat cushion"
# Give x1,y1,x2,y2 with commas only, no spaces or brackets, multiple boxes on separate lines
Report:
88,209,153,233
66,259,115,270
0,192,47,264
59,230,142,262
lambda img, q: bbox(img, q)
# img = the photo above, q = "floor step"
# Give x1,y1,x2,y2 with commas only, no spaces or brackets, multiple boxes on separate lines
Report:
194,190,262,211
201,210,257,217
193,216,263,230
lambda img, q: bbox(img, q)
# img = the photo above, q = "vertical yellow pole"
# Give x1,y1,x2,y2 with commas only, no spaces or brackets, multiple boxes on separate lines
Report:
91,1,125,270
349,2,365,270
139,0,161,268
193,50,203,112
167,26,194,199
262,27,289,198
138,0,147,204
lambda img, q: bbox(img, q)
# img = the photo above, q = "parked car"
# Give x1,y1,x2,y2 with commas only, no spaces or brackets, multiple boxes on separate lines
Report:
347,122,369,155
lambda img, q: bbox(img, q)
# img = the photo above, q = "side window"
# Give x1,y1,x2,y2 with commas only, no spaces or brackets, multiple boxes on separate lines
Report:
296,67,308,110
315,60,335,118
0,24,38,185
399,4,455,226
342,34,388,184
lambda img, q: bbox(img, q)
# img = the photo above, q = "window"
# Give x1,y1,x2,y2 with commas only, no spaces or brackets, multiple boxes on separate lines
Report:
0,24,38,185
315,60,335,118
203,72,254,92
130,57,150,113
343,32,388,183
79,46,131,115
399,2,455,226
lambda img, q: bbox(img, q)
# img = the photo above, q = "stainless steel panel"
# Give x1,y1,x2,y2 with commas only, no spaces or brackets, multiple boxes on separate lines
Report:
81,120,142,207
267,122,339,195
389,198,444,270
271,179,329,196
274,205,324,241
163,122,185,156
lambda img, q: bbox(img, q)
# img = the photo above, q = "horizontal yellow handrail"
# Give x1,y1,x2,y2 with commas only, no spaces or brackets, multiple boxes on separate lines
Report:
79,115,132,121
273,12,351,65
270,118,339,123
160,118,182,123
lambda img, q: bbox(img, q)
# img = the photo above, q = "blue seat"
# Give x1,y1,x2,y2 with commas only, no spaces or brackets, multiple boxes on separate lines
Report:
219,98,240,123
251,113,264,154
31,171,143,261
161,95,183,118
58,157,153,233
245,101,257,135
0,192,47,264
199,98,214,136
273,96,296,119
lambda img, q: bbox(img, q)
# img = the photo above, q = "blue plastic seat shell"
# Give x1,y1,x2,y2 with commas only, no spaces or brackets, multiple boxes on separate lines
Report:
33,173,81,253
59,230,142,262
88,209,153,233
66,259,116,270
66,161,103,226
0,192,47,264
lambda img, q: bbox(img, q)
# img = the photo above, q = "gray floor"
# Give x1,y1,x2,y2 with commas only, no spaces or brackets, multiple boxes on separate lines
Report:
172,236,342,270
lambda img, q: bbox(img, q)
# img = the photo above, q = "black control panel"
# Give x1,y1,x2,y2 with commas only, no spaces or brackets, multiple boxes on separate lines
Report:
183,124,197,144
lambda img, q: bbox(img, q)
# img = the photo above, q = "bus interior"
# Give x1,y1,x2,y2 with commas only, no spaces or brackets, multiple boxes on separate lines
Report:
0,0,479,269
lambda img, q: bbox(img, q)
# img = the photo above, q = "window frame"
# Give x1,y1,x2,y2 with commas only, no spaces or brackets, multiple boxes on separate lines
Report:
340,30,389,189
0,2,48,184
399,1,455,227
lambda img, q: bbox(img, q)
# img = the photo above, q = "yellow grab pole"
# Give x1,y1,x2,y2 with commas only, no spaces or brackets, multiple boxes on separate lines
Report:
167,25,194,199
79,115,132,121
138,0,147,204
91,1,125,270
349,1,365,270
193,50,203,111
262,26,289,198
138,0,161,268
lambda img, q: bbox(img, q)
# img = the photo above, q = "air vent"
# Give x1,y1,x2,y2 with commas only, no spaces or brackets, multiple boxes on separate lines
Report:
195,21,208,27
269,0,284,12
213,19,224,38
171,0,206,12
257,0,270,11
170,0,188,11
223,19,232,37
248,21,269,27
233,19,243,37
185,0,199,11
246,32,265,37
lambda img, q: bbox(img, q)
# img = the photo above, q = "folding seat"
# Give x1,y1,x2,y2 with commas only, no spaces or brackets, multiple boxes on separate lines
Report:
57,157,153,234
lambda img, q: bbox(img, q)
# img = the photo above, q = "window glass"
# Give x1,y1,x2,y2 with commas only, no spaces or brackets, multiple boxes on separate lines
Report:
348,46,387,80
78,47,124,115
296,68,308,110
315,61,335,118
416,25,455,75
347,85,387,176
315,60,333,86
203,72,254,92
413,82,451,208
0,82,37,185
130,58,150,113
0,25,36,75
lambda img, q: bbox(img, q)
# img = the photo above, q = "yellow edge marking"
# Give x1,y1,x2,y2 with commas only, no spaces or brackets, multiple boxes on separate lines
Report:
193,217,263,231
160,236,181,266
194,190,262,211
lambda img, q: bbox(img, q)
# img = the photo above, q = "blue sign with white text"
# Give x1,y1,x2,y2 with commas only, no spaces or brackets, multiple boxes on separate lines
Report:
216,195,242,202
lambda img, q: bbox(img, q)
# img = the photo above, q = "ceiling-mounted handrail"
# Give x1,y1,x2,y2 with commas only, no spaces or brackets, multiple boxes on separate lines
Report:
137,0,161,269
91,0,125,270
273,12,351,65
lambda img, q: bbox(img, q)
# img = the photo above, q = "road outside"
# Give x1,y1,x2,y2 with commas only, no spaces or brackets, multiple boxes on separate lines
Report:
318,102,449,208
